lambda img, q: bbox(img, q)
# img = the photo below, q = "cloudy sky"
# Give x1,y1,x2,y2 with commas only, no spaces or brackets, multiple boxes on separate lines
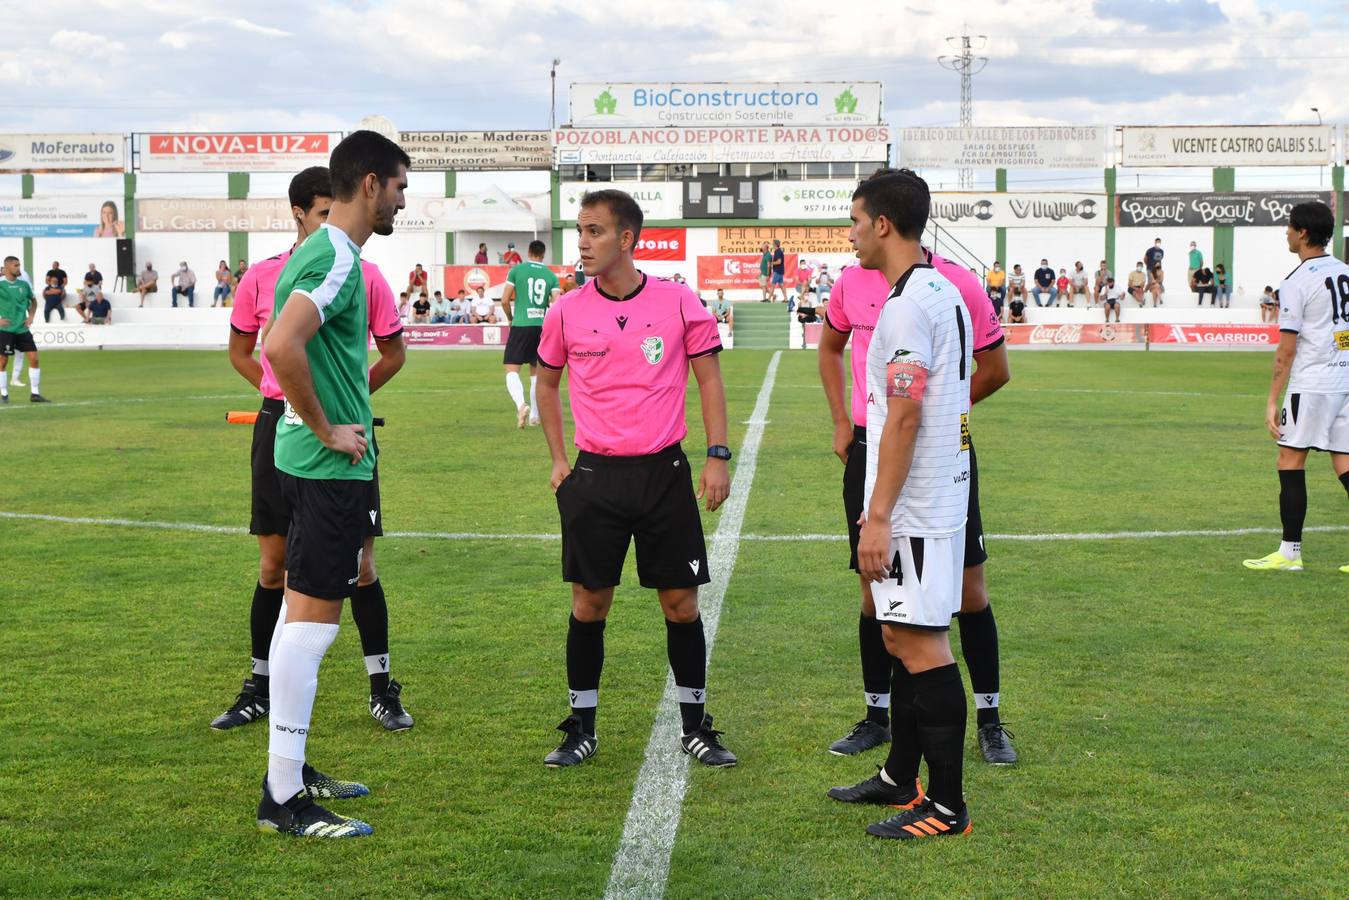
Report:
3,0,1345,191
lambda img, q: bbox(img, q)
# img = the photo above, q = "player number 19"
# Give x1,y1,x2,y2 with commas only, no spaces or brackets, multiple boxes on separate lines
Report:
1324,275,1349,324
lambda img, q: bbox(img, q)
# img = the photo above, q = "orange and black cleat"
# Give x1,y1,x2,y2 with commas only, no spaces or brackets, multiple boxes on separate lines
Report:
866,798,971,840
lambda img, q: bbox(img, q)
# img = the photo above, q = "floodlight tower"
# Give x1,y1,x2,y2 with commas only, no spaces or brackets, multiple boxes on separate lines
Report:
938,33,988,189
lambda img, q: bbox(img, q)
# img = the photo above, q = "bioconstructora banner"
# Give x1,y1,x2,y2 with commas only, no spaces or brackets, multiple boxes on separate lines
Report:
1119,125,1332,167
929,193,1105,227
398,131,551,171
570,83,882,127
1115,191,1335,227
0,133,124,173
898,127,1107,169
553,126,891,165
138,133,341,173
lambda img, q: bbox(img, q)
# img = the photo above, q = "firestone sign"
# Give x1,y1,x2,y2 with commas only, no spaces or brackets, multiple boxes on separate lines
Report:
570,82,883,127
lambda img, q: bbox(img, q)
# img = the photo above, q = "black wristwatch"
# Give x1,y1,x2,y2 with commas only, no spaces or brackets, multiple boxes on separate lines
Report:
706,445,733,461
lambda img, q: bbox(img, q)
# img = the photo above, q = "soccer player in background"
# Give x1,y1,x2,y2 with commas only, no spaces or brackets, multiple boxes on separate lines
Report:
820,170,1016,766
216,166,413,736
500,239,560,428
535,189,736,769
253,132,408,838
827,169,975,840
1243,200,1349,574
0,257,50,403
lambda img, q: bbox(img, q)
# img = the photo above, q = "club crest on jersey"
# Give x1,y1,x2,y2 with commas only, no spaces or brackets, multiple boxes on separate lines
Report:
641,336,664,365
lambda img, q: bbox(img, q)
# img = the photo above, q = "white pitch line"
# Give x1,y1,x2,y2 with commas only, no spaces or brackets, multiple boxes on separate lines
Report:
5,510,1348,544
602,350,783,900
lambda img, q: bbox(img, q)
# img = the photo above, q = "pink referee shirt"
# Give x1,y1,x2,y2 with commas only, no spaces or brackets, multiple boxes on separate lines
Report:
538,274,721,456
825,251,1004,426
229,249,403,401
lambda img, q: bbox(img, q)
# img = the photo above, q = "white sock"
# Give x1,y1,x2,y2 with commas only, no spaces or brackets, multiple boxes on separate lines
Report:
878,767,898,786
505,371,525,408
29,367,39,394
267,620,339,803
0,380,7,398
529,375,537,413
10,354,23,381
932,800,955,816
1280,540,1301,559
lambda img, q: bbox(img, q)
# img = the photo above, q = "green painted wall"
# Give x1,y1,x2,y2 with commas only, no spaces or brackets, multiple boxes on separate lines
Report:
1104,167,1116,274
21,174,34,275
550,169,563,264
1334,166,1345,261
994,169,1007,267
444,171,457,264
1212,167,1235,280
227,172,249,268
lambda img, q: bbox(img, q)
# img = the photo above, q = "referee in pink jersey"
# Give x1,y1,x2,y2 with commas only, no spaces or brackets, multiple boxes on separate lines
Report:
535,189,737,769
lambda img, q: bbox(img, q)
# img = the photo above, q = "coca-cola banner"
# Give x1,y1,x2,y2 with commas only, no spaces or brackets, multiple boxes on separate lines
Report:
1004,323,1148,346
1146,324,1278,346
1115,191,1334,227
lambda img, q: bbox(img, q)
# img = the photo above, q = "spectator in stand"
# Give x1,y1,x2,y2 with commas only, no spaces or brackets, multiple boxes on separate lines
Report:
1032,258,1057,306
470,286,497,324
1056,268,1070,305
43,261,68,321
474,243,490,264
170,261,196,307
770,239,788,303
1068,261,1089,307
407,263,428,300
1007,263,1027,310
84,263,102,290
758,241,772,301
985,260,1006,304
1148,263,1165,306
74,288,93,323
1102,277,1124,323
1214,263,1231,308
1187,242,1203,298
1260,285,1278,322
430,290,452,323
411,292,431,323
88,291,112,325
1192,265,1215,305
814,263,833,304
671,273,687,286
1126,261,1147,305
1008,290,1027,324
711,288,733,335
450,289,469,323
572,258,586,288
795,286,818,324
136,262,158,307
1092,259,1112,306
501,242,522,265
1144,237,1164,276
233,258,248,286
212,260,232,307
397,291,411,321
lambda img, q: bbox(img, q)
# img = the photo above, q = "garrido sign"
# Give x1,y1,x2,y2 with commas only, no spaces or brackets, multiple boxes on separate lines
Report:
570,82,883,127
1115,191,1335,227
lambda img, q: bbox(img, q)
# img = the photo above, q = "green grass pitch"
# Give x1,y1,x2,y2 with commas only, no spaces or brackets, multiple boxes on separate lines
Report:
1,348,1346,897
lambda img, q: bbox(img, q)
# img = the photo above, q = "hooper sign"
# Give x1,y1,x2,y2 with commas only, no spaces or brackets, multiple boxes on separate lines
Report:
138,133,340,173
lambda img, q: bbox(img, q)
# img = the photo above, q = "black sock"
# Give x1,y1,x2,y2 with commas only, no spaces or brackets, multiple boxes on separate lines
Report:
567,615,605,734
859,614,892,725
351,580,391,695
911,663,968,813
1340,471,1349,497
882,659,922,786
1279,469,1307,543
958,605,1001,727
666,617,708,734
249,583,284,694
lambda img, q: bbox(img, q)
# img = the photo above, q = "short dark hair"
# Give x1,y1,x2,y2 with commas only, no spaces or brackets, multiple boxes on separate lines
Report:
852,168,929,240
329,130,411,202
1289,201,1334,247
580,189,643,243
528,239,547,258
289,166,333,213
3,255,17,264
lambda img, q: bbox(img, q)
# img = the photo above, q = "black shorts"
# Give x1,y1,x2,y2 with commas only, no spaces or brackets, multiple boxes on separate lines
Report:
844,426,987,571
555,443,710,590
250,398,383,538
0,331,37,356
278,472,381,600
503,325,543,366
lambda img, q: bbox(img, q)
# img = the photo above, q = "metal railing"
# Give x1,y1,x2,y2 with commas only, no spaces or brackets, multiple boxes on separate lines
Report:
924,220,989,278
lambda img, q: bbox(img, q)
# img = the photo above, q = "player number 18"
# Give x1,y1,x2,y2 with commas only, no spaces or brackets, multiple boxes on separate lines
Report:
1325,275,1349,324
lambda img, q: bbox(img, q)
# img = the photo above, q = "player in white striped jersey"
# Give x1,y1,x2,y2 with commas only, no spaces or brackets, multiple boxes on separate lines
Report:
1244,201,1349,574
828,170,975,840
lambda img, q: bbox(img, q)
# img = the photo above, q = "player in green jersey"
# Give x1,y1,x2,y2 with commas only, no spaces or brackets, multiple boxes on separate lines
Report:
252,131,409,839
0,256,50,403
500,240,560,427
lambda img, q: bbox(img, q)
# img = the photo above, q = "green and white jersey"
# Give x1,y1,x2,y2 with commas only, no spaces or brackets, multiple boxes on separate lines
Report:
272,223,375,482
506,261,558,327
0,277,34,334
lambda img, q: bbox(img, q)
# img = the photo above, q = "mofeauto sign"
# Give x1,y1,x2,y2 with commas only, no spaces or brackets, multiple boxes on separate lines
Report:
569,82,883,127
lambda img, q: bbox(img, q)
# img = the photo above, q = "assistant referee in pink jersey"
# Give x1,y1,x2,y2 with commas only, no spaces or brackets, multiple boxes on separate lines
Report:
535,189,737,769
